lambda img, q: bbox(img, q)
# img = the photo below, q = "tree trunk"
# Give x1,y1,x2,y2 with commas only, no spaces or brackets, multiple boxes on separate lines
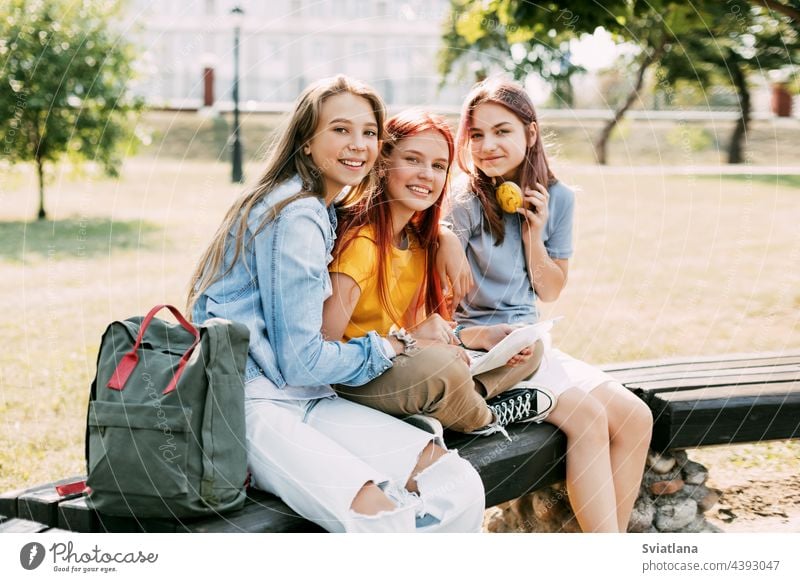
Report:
727,60,750,164
594,38,667,165
757,0,800,22
36,156,46,220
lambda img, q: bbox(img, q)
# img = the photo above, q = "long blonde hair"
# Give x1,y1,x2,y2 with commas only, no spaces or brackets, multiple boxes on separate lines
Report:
186,75,386,314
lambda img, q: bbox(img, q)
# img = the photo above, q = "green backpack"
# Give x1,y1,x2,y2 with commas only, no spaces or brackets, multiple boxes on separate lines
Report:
85,305,250,518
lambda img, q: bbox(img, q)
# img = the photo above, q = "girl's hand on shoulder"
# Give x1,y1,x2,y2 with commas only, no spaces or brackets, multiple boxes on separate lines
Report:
518,182,549,236
435,229,474,312
410,313,458,345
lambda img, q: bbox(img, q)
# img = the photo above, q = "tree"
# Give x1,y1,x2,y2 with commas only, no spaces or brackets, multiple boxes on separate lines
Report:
659,2,800,163
438,1,747,164
754,0,800,21
439,0,622,96
590,4,698,165
440,0,702,164
0,0,142,220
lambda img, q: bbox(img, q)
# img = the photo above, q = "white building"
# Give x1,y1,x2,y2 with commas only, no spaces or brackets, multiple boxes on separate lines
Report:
125,0,471,110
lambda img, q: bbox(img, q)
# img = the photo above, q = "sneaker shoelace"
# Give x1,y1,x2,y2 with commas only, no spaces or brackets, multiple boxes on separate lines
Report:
465,421,511,441
491,391,532,426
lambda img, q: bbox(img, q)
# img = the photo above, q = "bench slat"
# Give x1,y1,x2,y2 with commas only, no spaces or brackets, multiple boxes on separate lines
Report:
649,392,800,450
186,424,569,530
0,486,28,520
54,490,320,533
18,478,88,527
0,518,50,533
57,495,195,533
610,361,800,383
601,350,800,373
186,490,324,533
449,423,566,507
627,371,800,393
96,513,182,533
57,496,99,533
653,381,800,401
0,475,86,522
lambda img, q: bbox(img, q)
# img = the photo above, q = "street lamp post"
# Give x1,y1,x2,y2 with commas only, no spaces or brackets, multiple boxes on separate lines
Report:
231,5,244,183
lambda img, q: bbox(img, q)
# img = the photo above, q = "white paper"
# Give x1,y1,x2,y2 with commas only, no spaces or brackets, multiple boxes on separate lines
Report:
467,317,563,375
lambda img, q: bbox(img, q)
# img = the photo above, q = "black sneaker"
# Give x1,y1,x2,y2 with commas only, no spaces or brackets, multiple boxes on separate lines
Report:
487,383,556,426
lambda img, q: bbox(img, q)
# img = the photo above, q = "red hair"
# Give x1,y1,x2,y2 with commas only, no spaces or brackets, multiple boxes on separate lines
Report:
335,109,453,324
455,77,556,245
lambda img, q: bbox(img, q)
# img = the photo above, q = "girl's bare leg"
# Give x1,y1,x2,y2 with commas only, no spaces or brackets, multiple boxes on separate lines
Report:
350,441,447,514
406,441,447,493
545,387,620,532
591,382,653,531
350,482,397,515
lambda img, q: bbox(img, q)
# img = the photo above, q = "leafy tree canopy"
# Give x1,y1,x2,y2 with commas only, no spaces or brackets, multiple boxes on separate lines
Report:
1,0,142,218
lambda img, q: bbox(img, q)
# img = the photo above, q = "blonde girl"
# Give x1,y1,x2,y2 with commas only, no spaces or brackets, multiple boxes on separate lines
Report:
187,76,484,533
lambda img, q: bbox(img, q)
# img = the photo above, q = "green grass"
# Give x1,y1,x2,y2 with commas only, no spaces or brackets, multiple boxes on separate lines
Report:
0,218,161,262
1,157,799,496
705,174,800,189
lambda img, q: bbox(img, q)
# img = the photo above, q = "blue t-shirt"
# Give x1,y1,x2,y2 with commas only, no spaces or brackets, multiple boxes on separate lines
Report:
444,176,575,326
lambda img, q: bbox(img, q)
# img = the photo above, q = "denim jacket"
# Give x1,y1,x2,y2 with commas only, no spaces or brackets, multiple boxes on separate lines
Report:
192,175,393,400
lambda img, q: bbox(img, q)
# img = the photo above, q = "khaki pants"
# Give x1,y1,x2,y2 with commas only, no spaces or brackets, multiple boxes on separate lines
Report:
334,340,544,433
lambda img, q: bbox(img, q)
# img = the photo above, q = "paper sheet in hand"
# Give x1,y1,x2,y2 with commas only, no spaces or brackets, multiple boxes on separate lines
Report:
466,317,562,376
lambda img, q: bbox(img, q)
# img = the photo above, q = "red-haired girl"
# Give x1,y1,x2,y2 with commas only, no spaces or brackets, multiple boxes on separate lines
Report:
323,109,555,437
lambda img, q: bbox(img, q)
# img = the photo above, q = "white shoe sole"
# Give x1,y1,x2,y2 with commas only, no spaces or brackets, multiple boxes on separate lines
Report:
403,414,445,444
510,381,558,423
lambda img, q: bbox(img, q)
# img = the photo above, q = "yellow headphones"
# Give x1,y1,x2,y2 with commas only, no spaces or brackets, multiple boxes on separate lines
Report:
495,181,523,213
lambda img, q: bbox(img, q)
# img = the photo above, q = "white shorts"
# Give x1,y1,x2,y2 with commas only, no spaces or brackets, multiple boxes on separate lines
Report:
528,333,614,395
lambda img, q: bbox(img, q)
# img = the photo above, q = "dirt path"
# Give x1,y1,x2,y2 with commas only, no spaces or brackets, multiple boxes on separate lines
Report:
689,441,800,533
706,474,800,533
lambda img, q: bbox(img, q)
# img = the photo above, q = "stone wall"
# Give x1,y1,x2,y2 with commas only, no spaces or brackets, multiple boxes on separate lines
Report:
484,449,723,533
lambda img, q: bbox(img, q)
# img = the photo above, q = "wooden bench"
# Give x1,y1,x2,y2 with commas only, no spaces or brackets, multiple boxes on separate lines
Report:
2,351,798,533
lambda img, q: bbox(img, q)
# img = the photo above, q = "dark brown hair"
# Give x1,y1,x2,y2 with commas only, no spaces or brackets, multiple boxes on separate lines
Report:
455,77,556,245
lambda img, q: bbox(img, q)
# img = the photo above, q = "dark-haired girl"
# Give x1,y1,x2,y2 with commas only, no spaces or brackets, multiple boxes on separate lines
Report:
447,77,653,532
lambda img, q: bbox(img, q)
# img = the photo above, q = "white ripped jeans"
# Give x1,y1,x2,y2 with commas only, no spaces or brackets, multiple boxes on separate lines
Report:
245,396,486,533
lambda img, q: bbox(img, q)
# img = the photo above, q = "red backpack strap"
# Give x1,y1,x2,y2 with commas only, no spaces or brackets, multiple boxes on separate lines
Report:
107,305,200,394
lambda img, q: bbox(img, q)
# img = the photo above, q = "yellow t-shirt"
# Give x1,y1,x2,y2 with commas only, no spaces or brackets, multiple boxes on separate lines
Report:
330,226,426,340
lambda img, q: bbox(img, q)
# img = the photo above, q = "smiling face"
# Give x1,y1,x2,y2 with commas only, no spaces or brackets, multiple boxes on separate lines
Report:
304,91,380,200
384,129,450,217
468,102,532,181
